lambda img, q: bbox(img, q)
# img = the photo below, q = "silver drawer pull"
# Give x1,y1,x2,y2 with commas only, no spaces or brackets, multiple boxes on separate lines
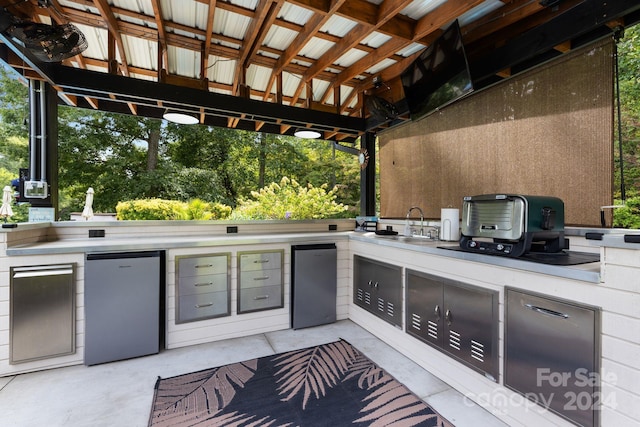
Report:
254,295,270,300
194,282,213,287
525,304,570,319
195,264,214,268
195,302,213,308
253,259,270,264
253,276,270,281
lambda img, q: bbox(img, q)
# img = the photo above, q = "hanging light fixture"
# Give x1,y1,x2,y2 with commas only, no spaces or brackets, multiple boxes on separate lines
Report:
294,128,322,139
162,110,199,125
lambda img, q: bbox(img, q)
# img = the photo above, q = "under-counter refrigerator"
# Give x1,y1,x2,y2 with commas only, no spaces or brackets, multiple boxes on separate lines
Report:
291,243,337,329
84,251,163,365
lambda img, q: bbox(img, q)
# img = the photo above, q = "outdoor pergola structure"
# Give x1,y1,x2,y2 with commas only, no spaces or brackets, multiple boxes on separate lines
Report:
1,0,639,216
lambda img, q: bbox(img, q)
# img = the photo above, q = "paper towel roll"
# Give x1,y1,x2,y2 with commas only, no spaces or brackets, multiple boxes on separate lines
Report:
440,208,460,241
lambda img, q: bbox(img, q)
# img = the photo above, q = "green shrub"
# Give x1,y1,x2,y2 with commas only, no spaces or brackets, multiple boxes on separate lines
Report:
613,197,640,228
116,199,186,220
115,198,232,221
230,177,348,220
184,199,232,220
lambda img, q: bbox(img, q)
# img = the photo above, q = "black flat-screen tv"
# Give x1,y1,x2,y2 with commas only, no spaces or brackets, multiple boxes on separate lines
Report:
401,20,473,120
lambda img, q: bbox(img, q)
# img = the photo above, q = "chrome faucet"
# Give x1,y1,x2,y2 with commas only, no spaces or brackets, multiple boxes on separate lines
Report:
406,206,424,236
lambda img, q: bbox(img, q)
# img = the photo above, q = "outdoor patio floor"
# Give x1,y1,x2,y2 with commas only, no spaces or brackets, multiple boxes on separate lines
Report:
0,320,508,427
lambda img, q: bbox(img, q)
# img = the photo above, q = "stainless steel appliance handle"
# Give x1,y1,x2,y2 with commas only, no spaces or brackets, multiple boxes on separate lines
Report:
434,304,441,321
525,303,570,319
194,282,213,287
253,276,270,281
195,264,214,268
195,302,213,308
445,309,453,326
254,295,270,300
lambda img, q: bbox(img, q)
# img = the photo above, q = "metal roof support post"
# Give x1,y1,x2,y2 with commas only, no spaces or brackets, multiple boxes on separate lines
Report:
360,132,376,217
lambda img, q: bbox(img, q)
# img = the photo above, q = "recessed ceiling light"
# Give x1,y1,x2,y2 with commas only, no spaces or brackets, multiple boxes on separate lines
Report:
163,111,199,125
294,129,322,139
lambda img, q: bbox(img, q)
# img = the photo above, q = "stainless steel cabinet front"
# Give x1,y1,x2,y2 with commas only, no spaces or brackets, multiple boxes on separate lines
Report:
505,289,600,427
405,269,498,382
353,255,402,328
237,250,284,313
176,253,231,323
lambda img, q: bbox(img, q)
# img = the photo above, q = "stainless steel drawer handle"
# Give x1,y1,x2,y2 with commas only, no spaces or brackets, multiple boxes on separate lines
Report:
254,295,270,300
253,259,270,264
525,304,570,319
194,282,213,287
195,302,213,308
253,276,270,281
195,264,214,268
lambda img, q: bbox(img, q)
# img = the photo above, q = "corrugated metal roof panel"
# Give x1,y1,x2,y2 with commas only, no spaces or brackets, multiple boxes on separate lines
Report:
396,43,427,57
282,72,303,99
246,64,271,92
122,35,157,70
299,37,334,60
401,0,447,20
74,23,109,62
335,49,368,68
229,0,258,10
163,0,198,27
214,9,252,40
312,78,330,102
278,2,314,26
361,32,392,49
263,26,298,51
458,0,504,26
340,85,355,106
110,0,153,26
206,56,237,85
320,15,357,37
365,58,396,75
168,45,200,78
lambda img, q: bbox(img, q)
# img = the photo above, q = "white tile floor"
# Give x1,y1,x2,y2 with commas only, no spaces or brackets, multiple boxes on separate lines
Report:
0,320,507,427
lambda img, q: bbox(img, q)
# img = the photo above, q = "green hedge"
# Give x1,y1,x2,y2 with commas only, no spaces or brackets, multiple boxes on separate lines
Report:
116,198,231,221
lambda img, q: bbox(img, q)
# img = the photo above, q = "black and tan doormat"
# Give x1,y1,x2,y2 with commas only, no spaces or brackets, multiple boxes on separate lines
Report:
148,339,454,426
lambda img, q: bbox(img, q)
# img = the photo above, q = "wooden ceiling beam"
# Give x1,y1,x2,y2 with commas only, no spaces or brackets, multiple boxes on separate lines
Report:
150,0,168,74
92,0,130,77
202,0,218,77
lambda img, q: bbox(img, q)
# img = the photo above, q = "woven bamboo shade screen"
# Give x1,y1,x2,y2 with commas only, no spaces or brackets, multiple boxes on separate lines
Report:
379,38,614,227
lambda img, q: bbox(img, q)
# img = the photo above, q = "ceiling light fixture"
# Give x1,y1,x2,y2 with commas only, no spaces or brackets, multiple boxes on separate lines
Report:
162,110,199,125
294,128,322,139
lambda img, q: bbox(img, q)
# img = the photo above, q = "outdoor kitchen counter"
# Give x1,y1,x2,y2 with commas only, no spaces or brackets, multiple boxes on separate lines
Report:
4,231,351,256
350,232,601,283
3,225,601,283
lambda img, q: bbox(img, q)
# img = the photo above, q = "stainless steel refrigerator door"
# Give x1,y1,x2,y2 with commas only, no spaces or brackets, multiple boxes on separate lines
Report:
291,244,337,329
84,251,161,365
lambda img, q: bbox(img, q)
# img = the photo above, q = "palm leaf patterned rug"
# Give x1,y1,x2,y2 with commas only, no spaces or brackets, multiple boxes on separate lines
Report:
148,339,454,426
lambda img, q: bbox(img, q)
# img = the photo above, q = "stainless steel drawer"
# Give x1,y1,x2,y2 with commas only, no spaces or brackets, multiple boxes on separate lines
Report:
178,273,229,296
178,254,229,278
239,251,282,272
177,291,230,323
239,269,282,289
238,285,283,313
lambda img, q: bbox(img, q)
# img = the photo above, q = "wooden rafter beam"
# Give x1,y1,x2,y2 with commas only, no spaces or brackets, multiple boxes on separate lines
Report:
202,0,218,76
92,0,130,77
150,0,168,74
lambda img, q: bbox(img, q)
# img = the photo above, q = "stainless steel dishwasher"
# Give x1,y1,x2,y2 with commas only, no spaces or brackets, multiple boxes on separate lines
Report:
10,264,76,364
291,243,337,329
84,251,164,365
